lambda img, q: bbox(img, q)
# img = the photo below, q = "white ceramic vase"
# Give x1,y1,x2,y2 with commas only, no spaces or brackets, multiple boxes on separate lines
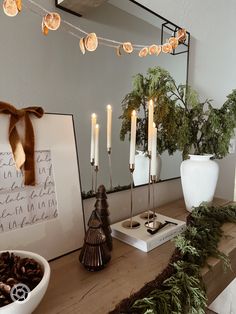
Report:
133,151,161,186
180,154,219,212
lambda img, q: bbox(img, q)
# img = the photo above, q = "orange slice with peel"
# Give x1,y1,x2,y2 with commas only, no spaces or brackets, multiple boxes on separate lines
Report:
3,0,18,17
116,45,122,57
139,47,148,58
44,12,61,31
42,20,49,36
15,0,22,11
168,37,179,49
162,43,173,53
84,33,98,52
149,44,159,55
156,45,162,55
79,38,86,55
177,28,187,44
123,42,133,54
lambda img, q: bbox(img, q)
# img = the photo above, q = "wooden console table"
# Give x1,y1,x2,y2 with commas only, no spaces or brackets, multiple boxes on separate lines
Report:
34,199,236,314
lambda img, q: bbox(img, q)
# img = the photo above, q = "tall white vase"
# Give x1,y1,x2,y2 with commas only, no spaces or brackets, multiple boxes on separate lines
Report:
180,154,219,212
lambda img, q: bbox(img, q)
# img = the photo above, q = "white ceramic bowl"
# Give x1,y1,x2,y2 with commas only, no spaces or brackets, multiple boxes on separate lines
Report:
0,250,50,314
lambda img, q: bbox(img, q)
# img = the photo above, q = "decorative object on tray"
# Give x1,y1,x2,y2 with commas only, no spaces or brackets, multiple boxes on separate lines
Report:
112,213,185,252
0,112,84,260
110,203,236,314
95,185,113,251
79,210,111,271
0,250,50,314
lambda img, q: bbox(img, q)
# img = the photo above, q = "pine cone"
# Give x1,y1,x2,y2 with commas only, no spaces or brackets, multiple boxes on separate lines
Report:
13,258,43,290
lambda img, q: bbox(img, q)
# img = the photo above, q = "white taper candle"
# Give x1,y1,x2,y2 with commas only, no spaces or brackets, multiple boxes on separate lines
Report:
94,124,99,167
148,99,154,153
107,104,112,151
129,110,137,166
90,113,97,163
151,123,157,176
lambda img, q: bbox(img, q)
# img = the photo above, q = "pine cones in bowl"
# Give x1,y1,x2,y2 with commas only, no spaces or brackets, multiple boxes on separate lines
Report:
0,251,50,314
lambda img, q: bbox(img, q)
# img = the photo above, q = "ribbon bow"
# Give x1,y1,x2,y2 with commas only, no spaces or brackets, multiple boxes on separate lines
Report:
0,101,44,186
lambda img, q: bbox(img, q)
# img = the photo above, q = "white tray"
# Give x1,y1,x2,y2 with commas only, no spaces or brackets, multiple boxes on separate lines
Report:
111,213,186,252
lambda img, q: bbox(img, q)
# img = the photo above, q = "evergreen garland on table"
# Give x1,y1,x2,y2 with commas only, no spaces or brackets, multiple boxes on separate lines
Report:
110,203,236,314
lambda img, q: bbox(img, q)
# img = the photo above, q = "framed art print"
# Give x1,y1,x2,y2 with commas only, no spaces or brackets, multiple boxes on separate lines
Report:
0,113,85,260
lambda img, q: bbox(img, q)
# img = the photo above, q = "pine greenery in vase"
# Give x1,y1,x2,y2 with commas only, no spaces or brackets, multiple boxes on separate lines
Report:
120,66,236,160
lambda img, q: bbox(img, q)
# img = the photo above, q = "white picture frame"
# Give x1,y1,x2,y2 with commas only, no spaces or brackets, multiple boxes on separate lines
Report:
0,113,85,260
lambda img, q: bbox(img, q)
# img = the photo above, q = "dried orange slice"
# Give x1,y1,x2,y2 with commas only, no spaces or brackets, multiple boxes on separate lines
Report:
84,33,98,52
156,45,162,55
162,43,173,53
116,45,122,57
149,44,159,55
168,37,179,49
123,42,133,54
3,0,18,17
42,20,49,36
177,28,187,43
139,47,148,58
79,38,86,55
15,0,22,11
44,12,61,31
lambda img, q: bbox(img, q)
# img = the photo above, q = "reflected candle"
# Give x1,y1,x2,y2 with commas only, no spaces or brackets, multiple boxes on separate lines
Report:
129,110,137,166
148,99,154,154
94,124,100,167
151,123,157,176
107,104,112,151
90,113,97,164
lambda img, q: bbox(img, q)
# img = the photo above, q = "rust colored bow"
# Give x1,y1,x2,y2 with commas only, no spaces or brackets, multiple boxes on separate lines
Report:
0,101,44,186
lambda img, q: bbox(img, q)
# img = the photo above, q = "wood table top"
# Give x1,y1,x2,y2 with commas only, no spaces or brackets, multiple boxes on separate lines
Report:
34,198,236,314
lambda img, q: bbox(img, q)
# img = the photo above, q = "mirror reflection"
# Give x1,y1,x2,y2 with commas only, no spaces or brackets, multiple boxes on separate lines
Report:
76,0,189,197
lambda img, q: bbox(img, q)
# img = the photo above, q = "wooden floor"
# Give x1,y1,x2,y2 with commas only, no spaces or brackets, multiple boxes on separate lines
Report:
33,198,236,314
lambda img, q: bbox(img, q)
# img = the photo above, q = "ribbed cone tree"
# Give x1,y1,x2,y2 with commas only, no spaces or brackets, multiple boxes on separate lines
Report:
95,185,113,251
79,210,111,271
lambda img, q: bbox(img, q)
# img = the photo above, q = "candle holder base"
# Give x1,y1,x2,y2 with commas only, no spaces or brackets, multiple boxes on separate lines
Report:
140,212,157,220
122,220,140,229
145,220,162,230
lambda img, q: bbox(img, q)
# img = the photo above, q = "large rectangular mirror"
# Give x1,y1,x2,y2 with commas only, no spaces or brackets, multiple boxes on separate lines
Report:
56,0,190,198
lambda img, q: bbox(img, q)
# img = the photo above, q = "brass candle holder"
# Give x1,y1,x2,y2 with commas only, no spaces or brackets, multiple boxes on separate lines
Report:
107,147,113,191
122,164,140,229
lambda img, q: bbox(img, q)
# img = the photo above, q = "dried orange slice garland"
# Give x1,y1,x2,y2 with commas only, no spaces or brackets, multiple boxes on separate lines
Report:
2,4,187,57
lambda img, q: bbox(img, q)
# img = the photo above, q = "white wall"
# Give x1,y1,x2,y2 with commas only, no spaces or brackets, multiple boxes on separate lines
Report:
136,0,236,200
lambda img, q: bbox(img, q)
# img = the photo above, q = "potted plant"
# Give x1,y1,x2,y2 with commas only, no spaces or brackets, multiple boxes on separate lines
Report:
166,82,236,211
120,66,236,210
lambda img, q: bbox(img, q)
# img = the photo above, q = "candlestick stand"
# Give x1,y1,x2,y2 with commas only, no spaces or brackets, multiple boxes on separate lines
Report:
94,166,99,193
145,175,160,229
122,164,140,229
91,159,94,193
107,148,113,191
140,153,156,223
